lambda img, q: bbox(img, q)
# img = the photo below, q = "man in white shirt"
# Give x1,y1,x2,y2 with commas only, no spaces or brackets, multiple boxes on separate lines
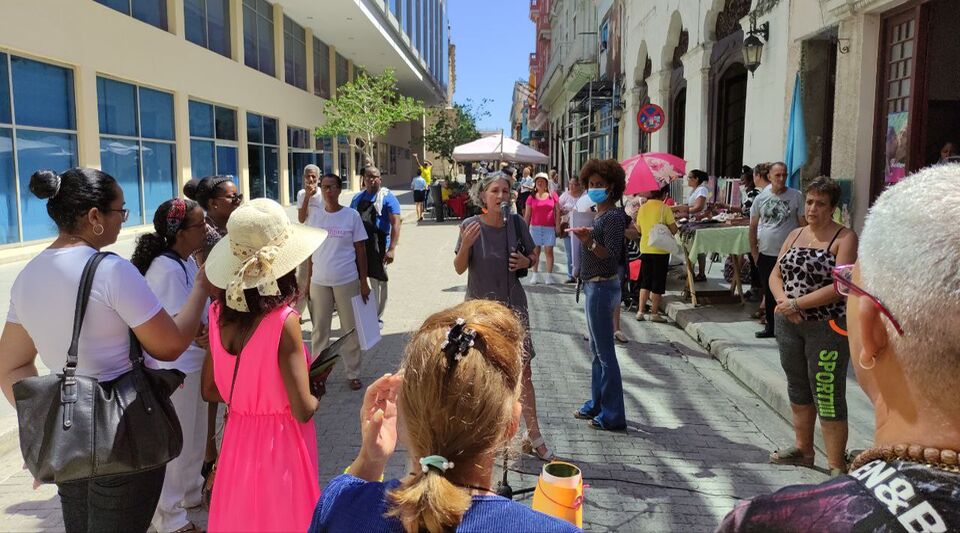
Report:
295,164,321,314
411,169,428,221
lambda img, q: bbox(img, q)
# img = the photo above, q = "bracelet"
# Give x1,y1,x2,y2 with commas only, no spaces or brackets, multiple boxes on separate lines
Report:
344,465,385,482
789,298,801,313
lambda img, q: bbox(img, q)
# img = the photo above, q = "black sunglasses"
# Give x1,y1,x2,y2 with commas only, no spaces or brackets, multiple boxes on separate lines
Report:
217,193,243,205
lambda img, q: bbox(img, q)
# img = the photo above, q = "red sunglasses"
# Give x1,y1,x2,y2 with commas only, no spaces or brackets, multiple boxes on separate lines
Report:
832,265,904,336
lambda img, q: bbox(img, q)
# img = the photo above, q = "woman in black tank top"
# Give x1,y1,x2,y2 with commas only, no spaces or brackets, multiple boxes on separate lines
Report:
768,178,859,475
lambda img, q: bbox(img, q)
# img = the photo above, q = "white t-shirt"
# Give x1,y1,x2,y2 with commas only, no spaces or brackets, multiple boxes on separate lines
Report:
310,207,368,286
297,189,324,227
6,246,163,381
687,185,710,206
143,254,208,374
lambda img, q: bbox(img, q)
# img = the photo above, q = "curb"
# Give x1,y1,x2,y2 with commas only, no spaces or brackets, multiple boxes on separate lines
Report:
662,297,874,455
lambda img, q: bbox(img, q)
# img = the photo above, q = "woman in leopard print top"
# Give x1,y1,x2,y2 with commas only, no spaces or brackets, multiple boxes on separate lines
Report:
768,177,858,474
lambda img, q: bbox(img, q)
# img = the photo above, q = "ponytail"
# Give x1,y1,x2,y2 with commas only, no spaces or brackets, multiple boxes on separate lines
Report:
130,232,169,275
388,473,472,533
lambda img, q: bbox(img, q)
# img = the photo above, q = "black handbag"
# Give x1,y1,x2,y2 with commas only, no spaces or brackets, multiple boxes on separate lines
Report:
12,252,185,484
511,214,529,279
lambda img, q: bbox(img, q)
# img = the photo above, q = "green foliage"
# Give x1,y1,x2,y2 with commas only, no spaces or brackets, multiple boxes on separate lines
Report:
315,69,424,164
422,99,490,178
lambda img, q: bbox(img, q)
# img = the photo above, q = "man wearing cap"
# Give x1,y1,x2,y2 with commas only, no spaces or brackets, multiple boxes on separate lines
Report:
350,166,401,320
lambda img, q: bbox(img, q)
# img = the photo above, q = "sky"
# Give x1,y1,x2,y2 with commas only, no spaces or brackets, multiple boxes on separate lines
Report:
447,0,534,135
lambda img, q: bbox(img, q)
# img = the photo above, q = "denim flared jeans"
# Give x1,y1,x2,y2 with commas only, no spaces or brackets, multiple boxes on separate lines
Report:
579,278,626,429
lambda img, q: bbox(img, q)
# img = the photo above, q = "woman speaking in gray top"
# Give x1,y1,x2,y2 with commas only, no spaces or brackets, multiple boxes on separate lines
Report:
454,172,553,461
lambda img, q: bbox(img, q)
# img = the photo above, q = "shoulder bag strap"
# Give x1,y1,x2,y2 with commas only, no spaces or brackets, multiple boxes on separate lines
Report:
65,252,112,373
512,214,525,252
159,250,188,284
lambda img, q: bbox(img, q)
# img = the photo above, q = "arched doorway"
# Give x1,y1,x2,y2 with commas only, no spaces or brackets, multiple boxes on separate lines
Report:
708,0,750,178
669,30,689,158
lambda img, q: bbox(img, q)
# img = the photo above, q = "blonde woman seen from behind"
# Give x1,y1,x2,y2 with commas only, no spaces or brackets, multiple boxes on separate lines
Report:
308,300,580,533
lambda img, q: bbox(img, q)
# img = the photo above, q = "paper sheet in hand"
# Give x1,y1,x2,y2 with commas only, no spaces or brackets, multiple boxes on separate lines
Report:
309,330,355,377
351,295,381,351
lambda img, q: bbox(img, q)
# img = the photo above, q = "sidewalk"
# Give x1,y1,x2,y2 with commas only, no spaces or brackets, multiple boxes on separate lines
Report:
657,265,875,456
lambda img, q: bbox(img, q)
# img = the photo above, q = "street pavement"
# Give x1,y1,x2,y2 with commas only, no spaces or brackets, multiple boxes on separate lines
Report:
0,194,829,532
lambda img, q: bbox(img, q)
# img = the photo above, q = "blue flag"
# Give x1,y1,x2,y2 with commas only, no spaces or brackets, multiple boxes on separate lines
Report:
784,72,806,189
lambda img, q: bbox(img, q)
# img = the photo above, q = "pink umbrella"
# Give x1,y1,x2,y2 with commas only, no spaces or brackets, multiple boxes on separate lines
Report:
621,152,687,195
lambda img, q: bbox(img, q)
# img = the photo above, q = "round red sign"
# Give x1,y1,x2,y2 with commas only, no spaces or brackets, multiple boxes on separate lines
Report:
637,104,665,133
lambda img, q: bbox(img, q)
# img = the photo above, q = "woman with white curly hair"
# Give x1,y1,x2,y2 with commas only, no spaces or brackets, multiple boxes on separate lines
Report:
717,164,960,532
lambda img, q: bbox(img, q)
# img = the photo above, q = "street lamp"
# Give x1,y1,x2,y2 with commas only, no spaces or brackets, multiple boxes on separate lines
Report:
742,15,769,75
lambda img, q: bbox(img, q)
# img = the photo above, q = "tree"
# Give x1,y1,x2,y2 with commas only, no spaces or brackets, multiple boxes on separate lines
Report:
315,68,424,166
422,99,490,179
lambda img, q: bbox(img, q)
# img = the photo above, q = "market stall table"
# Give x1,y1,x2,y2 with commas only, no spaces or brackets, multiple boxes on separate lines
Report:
676,221,751,306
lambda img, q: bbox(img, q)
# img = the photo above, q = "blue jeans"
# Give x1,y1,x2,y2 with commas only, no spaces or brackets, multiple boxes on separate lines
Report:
564,235,574,280
579,278,626,429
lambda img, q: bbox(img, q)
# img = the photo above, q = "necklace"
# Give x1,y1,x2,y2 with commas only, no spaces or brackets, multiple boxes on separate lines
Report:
64,234,97,248
849,443,960,473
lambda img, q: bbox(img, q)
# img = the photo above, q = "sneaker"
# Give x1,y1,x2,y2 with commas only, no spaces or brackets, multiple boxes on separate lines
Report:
542,273,554,285
529,273,540,285
635,312,645,321
649,314,667,323
614,331,629,343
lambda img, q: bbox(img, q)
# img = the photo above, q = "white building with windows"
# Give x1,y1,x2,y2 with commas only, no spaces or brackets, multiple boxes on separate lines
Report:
0,0,452,251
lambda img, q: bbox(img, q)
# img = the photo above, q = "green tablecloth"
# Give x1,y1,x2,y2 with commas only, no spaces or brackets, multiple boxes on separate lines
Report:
679,225,751,257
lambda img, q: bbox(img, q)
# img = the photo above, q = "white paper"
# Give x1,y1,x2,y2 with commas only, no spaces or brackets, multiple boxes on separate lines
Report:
350,294,382,351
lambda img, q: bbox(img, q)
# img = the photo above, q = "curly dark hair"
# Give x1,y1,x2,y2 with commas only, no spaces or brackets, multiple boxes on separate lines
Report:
217,271,300,332
804,176,842,208
578,159,626,204
29,168,119,233
131,198,201,274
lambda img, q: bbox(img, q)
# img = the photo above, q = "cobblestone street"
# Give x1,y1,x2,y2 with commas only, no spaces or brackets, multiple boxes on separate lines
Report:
0,214,827,532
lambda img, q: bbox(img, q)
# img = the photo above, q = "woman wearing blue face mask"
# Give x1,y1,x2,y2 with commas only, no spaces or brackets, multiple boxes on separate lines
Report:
569,159,629,431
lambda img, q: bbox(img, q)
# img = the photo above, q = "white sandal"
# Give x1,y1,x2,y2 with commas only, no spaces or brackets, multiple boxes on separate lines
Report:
523,436,555,461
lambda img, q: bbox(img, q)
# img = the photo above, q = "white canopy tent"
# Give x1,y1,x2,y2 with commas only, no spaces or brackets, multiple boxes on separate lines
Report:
452,133,549,164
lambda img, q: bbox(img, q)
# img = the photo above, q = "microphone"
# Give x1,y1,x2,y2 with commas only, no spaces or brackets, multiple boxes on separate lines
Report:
500,201,510,224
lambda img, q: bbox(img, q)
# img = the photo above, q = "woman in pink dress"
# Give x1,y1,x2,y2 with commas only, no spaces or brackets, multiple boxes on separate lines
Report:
200,198,328,532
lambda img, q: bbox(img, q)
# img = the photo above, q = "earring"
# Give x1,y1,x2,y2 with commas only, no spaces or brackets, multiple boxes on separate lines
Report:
92,224,105,237
858,353,876,370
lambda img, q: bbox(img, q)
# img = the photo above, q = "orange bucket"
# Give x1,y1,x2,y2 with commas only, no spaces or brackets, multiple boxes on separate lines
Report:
531,461,583,528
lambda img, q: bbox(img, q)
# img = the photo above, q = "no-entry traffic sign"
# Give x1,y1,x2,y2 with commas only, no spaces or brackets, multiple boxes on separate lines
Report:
637,104,665,133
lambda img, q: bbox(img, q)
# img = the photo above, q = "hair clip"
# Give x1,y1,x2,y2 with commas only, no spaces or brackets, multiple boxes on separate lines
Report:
440,318,476,364
420,455,454,474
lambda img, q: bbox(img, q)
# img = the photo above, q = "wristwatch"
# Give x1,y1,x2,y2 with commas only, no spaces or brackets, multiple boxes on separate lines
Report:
588,241,598,252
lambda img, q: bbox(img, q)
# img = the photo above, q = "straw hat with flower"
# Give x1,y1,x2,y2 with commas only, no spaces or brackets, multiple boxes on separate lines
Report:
205,198,327,312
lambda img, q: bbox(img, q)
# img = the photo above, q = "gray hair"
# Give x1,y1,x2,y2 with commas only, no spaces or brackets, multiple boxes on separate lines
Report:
303,164,321,177
859,163,960,411
470,172,513,207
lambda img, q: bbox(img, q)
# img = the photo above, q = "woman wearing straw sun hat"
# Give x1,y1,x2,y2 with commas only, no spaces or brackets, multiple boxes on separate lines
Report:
200,198,327,532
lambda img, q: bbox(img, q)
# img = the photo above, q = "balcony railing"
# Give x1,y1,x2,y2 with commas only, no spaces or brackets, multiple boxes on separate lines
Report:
530,0,540,20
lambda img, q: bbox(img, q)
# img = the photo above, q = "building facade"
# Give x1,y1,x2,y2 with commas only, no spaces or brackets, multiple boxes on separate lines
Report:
0,0,452,249
525,0,957,230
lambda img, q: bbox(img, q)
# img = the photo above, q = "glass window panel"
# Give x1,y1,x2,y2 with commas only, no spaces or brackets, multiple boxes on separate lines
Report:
289,151,315,203
258,0,272,18
903,40,913,59
901,78,910,97
247,113,262,143
138,88,174,140
190,139,215,178
248,145,264,198
207,0,231,58
892,43,903,60
0,55,10,125
96,0,130,15
99,137,142,227
185,0,207,46
263,116,277,145
215,106,237,140
189,100,215,138
313,38,331,99
906,19,914,38
243,4,258,69
0,128,16,244
97,77,137,136
336,54,348,88
257,17,275,76
142,141,176,219
12,56,76,130
889,81,899,98
17,131,77,241
132,0,168,30
216,145,238,178
264,146,279,201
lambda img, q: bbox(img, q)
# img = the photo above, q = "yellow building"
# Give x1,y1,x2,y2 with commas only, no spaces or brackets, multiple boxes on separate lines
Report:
0,0,451,253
